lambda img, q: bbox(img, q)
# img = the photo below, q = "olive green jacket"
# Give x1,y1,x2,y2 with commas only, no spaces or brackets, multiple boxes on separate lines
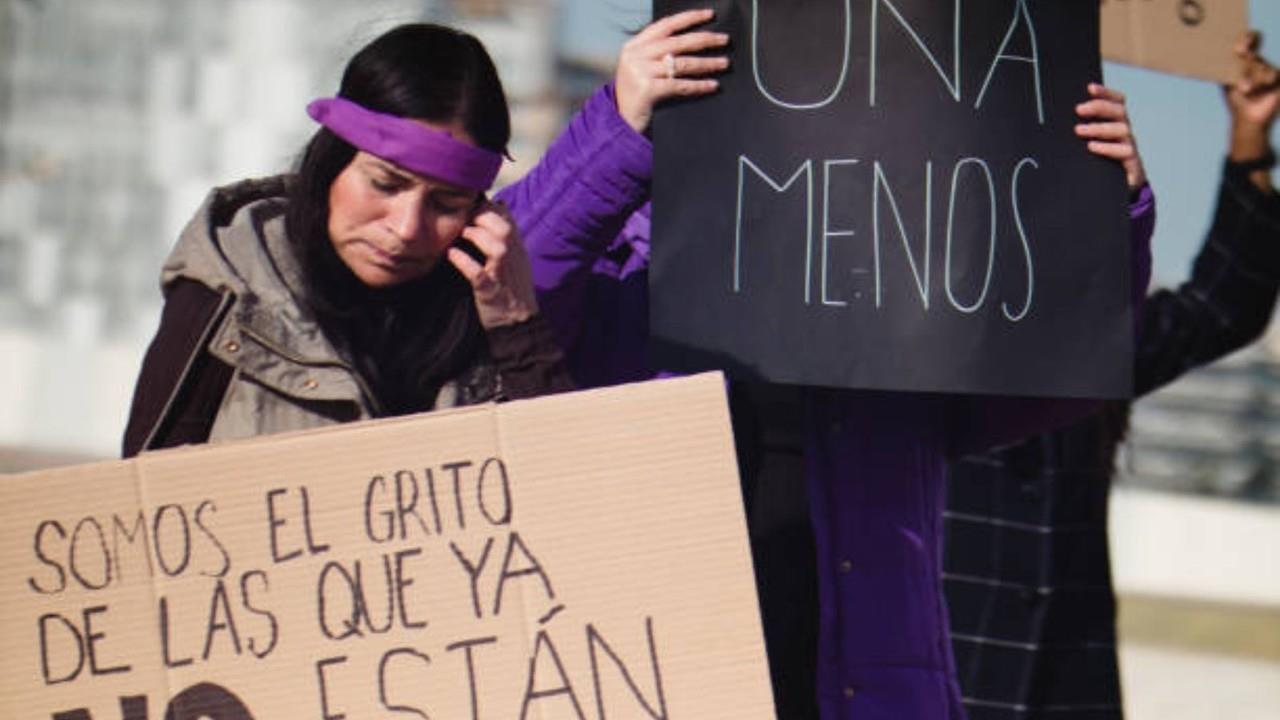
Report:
124,176,569,454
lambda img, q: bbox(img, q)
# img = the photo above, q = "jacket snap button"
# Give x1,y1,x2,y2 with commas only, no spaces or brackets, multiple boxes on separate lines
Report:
303,378,318,390
224,340,240,353
839,560,853,574
843,687,856,699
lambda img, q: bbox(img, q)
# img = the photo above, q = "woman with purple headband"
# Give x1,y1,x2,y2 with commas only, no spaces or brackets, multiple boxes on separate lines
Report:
122,22,724,454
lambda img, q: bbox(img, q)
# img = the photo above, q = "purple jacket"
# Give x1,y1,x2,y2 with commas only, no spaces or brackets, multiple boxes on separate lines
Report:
510,85,1156,720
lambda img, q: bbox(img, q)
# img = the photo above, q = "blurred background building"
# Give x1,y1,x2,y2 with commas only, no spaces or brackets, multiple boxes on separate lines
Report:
0,0,612,460
1121,341,1280,503
0,1,1277,716
2,0,1278,509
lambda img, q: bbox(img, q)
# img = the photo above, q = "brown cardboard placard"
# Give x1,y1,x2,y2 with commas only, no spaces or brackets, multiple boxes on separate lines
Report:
1,373,774,720
1101,0,1249,82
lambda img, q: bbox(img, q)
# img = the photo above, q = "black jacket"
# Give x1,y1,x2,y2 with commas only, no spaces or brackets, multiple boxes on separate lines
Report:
944,161,1280,719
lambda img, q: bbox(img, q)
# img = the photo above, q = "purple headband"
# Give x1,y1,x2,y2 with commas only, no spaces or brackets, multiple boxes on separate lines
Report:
306,97,503,191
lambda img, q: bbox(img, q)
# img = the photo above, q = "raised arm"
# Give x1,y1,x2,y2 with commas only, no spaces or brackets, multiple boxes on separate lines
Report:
494,9,728,349
494,85,653,347
1135,31,1280,394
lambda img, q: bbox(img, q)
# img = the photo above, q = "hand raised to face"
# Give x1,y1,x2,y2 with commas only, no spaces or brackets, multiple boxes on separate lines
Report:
446,199,539,329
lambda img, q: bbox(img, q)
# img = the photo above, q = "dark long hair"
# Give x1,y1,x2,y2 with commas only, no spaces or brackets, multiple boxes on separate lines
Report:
285,24,511,415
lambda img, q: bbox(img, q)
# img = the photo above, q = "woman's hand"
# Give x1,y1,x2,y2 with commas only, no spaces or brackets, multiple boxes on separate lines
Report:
615,8,730,134
447,199,539,329
1075,83,1146,192
1225,31,1280,169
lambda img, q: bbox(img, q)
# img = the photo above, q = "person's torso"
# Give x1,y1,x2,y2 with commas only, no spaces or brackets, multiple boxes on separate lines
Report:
162,178,494,444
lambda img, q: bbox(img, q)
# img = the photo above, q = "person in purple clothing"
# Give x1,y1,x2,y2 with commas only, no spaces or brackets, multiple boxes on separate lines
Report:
509,9,1156,720
122,16,725,448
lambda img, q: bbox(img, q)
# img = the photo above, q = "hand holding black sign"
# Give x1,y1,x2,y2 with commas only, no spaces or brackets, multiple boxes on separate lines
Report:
1075,83,1147,190
615,9,730,133
650,0,1135,398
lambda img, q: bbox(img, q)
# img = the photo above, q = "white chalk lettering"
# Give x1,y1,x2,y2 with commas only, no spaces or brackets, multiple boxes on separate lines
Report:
821,159,860,307
1004,157,1038,321
871,0,962,106
732,152,1037,320
975,0,1045,123
751,0,851,110
748,0,1044,122
735,155,814,300
944,158,997,313
872,161,933,309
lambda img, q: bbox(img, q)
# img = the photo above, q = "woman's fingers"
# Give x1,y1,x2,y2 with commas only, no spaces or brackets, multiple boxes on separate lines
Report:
664,54,731,78
633,8,715,43
1086,83,1125,103
1077,85,1130,129
1237,30,1263,57
1085,140,1136,162
459,226,503,265
1077,85,1126,116
616,9,727,133
1074,121,1131,140
1075,85,1133,147
1077,83,1144,190
466,206,512,247
1075,98,1126,121
446,245,485,285
1242,56,1280,95
651,77,721,98
650,30,730,60
452,201,538,327
458,206,516,274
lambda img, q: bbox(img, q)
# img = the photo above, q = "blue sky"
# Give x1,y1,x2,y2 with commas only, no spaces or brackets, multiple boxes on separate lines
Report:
1110,0,1280,282
560,1,1280,284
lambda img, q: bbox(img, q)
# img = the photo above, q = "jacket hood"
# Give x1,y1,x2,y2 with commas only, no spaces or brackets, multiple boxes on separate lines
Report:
162,175,371,406
163,175,296,298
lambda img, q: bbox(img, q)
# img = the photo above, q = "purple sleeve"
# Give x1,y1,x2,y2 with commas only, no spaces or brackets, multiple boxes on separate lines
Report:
1128,183,1155,331
948,184,1157,456
495,84,653,349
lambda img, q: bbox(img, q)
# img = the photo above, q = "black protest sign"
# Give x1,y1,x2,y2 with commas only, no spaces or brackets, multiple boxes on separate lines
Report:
651,0,1133,398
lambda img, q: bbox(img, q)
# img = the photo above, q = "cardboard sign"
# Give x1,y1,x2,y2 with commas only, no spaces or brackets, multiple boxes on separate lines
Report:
651,0,1132,399
1101,0,1248,83
0,374,774,720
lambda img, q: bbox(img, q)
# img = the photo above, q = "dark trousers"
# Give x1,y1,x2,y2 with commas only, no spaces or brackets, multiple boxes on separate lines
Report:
731,383,820,720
